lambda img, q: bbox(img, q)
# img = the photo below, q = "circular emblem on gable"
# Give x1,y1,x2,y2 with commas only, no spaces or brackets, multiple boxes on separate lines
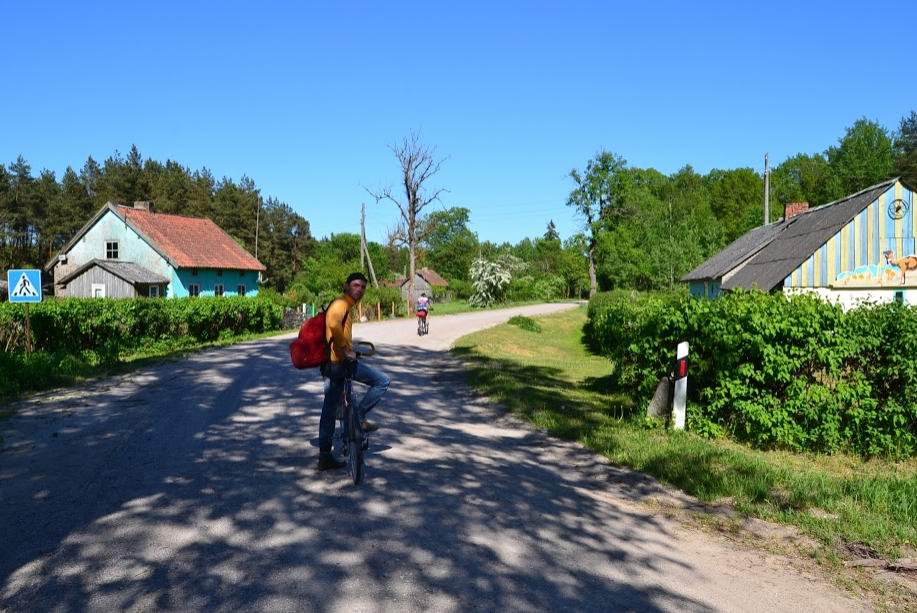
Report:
888,198,909,220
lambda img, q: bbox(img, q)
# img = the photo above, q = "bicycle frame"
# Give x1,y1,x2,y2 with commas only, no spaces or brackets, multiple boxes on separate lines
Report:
333,341,375,484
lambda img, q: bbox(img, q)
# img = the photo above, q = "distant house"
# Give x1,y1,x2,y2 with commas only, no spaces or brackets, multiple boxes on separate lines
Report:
45,201,266,298
397,268,449,300
682,178,917,309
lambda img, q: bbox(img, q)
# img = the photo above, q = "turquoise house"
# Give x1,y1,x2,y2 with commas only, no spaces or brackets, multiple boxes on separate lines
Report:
45,201,265,299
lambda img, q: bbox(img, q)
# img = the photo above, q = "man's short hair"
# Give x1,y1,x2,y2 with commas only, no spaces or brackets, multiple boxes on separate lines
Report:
346,272,368,285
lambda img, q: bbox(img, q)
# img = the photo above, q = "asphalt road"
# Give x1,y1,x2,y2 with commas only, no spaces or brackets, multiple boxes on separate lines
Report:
0,303,864,612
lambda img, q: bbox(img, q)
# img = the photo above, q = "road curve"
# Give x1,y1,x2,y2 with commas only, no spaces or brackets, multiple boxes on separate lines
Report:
0,303,863,612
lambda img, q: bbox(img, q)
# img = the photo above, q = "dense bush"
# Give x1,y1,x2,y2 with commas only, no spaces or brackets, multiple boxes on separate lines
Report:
448,278,474,300
586,290,917,458
507,275,566,302
1,297,283,361
507,315,542,333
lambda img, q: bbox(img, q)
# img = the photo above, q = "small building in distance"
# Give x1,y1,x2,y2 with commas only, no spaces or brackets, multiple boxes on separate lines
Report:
395,268,449,301
682,178,917,309
46,201,266,298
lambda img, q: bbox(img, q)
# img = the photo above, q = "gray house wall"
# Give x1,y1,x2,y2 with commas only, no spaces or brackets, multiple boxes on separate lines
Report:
52,208,172,296
64,266,138,298
401,273,433,300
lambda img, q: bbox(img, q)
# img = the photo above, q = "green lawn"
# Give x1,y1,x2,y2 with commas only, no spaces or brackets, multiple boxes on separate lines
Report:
453,306,917,561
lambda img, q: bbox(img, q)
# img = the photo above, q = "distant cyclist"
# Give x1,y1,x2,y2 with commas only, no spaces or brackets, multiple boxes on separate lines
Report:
318,272,391,471
416,292,431,335
416,292,431,313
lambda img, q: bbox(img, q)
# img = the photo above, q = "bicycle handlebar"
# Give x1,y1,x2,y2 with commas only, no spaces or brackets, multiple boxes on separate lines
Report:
354,341,376,358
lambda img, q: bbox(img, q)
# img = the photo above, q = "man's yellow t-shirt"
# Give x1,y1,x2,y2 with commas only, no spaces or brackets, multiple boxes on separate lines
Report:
325,295,356,363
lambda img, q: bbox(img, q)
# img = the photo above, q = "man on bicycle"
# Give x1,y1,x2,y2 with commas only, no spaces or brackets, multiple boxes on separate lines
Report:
318,272,391,471
416,292,430,313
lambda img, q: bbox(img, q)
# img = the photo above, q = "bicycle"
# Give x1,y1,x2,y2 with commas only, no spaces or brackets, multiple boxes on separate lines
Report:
416,309,429,336
334,341,375,485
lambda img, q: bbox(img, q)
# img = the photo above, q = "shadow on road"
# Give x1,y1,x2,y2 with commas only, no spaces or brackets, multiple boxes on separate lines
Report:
0,336,715,612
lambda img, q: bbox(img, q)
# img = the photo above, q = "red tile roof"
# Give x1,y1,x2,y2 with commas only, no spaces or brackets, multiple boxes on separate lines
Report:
118,206,265,271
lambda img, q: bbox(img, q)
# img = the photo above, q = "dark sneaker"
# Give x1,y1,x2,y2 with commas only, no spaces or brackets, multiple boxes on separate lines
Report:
361,419,380,432
317,453,346,471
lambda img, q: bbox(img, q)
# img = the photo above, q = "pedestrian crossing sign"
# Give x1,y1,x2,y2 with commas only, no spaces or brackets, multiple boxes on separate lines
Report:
7,269,43,303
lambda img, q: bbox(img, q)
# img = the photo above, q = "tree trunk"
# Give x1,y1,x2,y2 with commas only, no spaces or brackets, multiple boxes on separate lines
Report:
408,242,417,307
588,240,597,299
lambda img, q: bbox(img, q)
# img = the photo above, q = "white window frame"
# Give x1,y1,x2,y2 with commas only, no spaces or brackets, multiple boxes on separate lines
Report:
214,284,224,297
91,283,106,298
149,285,160,298
105,241,119,260
237,284,246,296
189,283,200,297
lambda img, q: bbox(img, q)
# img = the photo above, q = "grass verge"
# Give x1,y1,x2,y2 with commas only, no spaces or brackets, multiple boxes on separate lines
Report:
452,306,917,561
427,299,552,316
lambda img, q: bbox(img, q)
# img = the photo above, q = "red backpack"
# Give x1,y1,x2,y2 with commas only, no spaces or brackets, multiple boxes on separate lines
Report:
289,302,349,369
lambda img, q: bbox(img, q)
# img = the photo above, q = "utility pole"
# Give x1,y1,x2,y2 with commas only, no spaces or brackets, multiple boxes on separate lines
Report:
255,196,261,260
255,196,262,283
361,203,379,288
764,152,770,225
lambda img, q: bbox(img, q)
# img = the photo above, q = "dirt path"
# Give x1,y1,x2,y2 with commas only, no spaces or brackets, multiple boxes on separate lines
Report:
0,303,866,612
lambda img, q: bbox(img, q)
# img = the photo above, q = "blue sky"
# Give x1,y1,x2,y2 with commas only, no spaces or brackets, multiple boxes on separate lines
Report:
2,1,915,244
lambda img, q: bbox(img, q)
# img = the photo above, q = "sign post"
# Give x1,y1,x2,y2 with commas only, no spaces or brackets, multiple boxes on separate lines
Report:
7,269,43,354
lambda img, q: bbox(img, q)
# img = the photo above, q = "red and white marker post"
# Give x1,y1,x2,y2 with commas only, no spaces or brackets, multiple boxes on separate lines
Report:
672,342,689,430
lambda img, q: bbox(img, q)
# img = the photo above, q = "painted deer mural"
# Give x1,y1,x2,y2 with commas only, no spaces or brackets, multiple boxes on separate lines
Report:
883,250,917,285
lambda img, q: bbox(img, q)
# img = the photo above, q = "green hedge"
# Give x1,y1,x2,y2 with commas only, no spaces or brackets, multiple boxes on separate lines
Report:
586,290,917,458
1,297,283,360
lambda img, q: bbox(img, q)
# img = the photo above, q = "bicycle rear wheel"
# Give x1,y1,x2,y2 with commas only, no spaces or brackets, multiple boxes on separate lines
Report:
348,405,364,485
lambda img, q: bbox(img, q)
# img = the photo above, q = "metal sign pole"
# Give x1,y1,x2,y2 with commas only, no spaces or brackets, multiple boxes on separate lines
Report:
24,303,32,354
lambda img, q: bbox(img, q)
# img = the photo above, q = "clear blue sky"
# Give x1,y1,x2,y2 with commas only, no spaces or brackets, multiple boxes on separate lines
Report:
2,1,914,244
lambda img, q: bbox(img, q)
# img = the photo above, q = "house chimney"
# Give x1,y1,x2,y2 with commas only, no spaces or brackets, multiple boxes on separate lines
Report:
133,200,154,213
784,201,809,219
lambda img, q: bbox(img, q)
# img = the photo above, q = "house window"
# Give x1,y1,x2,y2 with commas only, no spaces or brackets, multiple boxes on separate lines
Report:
189,284,200,297
149,285,160,298
895,291,905,305
106,241,119,259
91,283,106,298
214,284,224,297
237,285,246,296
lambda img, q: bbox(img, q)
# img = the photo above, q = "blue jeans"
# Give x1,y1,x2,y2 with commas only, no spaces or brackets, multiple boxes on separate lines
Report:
319,361,390,454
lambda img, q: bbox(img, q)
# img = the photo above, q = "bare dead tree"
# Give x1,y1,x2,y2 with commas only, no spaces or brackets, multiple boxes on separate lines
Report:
366,133,447,308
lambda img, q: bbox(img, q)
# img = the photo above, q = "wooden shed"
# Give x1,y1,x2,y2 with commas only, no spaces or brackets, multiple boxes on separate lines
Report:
399,268,449,300
57,259,170,298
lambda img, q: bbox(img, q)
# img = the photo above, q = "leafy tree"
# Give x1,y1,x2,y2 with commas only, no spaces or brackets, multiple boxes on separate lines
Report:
894,110,917,186
567,151,628,297
421,206,478,281
827,118,895,196
770,153,834,214
704,167,763,243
